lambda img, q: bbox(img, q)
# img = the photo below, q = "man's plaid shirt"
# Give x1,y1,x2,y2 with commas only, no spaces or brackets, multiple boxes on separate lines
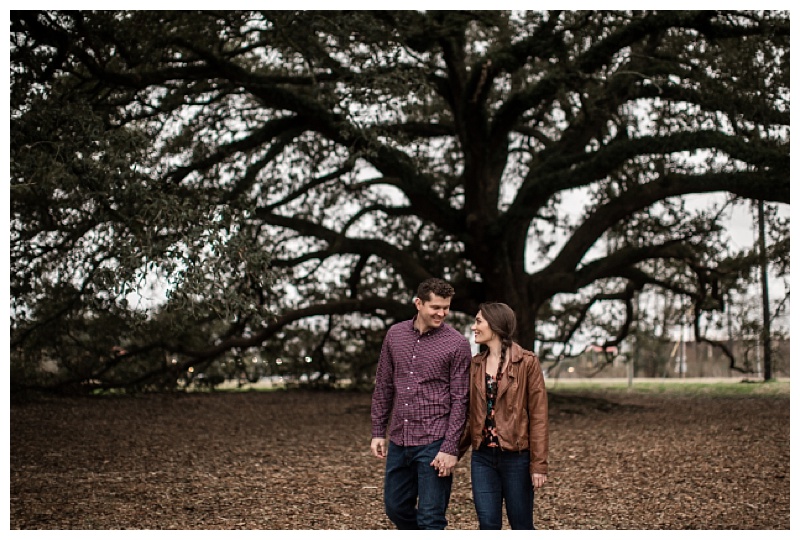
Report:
371,317,472,456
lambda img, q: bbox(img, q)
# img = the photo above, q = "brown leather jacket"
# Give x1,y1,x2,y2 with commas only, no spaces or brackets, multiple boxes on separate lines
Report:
458,342,549,474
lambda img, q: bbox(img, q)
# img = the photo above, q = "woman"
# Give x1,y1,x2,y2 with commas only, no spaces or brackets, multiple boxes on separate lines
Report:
459,302,549,529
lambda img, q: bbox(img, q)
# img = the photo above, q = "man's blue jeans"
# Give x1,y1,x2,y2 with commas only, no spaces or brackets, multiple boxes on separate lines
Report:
470,445,535,529
384,439,453,529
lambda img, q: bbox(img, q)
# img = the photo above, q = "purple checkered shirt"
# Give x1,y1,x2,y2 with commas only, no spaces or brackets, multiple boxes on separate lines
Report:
371,316,472,456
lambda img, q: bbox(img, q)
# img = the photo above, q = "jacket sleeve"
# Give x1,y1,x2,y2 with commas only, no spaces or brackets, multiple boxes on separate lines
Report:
526,352,549,474
457,425,471,460
457,362,474,460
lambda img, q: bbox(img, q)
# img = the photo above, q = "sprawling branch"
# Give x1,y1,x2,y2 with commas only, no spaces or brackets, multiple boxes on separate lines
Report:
545,170,785,278
256,212,432,285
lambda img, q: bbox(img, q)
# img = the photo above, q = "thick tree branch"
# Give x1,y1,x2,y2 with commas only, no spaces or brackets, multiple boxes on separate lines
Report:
544,169,785,278
256,212,432,285
171,297,414,360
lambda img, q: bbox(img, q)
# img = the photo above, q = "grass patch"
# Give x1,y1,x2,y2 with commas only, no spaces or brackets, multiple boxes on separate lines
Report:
546,379,790,398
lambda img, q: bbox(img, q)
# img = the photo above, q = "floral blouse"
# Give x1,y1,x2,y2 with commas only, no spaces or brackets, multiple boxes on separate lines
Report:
481,369,504,447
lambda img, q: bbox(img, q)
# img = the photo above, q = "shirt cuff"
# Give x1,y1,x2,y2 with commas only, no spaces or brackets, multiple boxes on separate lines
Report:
439,439,458,456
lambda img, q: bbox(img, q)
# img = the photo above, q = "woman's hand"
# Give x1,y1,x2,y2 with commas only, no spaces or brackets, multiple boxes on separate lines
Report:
532,472,547,488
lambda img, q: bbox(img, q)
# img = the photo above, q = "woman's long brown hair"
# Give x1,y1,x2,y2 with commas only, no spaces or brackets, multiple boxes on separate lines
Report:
478,302,517,373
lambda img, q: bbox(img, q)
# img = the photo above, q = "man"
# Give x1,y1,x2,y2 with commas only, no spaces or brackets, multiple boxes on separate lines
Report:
370,278,472,529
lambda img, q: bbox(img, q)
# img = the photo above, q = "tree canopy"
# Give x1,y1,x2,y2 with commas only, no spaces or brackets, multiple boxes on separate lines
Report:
10,10,789,391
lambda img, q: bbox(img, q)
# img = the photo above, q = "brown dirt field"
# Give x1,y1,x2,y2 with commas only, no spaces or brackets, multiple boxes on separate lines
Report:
10,390,789,530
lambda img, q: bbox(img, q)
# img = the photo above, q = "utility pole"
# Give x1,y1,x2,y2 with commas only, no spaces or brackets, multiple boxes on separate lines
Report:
757,200,772,381
679,295,686,379
727,291,734,367
629,293,639,389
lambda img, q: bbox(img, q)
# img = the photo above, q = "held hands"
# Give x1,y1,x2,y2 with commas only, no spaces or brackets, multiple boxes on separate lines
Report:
371,439,456,477
430,452,457,477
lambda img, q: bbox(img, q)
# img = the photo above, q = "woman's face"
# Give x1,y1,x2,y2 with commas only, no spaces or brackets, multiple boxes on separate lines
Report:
471,310,493,345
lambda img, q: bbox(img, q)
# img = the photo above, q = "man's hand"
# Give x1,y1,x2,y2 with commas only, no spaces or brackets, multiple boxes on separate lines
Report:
430,452,457,477
371,438,387,459
532,472,547,489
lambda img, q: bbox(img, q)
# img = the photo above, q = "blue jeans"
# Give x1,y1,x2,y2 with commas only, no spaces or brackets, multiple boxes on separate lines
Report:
470,445,535,529
384,439,453,529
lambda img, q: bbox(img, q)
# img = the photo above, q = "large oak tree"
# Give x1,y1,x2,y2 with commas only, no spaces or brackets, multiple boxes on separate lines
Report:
10,11,789,390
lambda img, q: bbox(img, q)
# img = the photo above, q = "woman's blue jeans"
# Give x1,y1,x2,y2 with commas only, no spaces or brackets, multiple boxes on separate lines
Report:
470,444,535,529
384,439,453,529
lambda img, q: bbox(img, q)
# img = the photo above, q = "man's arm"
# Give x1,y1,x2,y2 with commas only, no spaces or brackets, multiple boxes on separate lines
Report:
370,332,395,449
439,337,472,456
431,338,472,476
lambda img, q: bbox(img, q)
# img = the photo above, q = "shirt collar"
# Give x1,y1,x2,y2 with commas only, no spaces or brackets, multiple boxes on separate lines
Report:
409,315,442,336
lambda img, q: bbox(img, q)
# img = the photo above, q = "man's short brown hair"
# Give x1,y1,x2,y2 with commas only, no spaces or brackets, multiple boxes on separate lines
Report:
416,278,455,303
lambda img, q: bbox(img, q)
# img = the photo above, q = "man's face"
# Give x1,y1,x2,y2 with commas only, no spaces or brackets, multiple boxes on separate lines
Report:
414,293,452,332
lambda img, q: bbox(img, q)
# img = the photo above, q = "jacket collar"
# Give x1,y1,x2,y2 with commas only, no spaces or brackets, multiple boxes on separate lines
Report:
471,342,524,401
